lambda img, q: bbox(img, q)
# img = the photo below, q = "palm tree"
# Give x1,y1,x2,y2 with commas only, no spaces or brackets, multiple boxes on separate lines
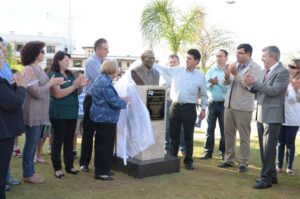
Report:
140,0,204,54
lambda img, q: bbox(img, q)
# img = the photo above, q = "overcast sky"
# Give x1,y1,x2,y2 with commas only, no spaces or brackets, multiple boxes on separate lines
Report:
1,0,300,65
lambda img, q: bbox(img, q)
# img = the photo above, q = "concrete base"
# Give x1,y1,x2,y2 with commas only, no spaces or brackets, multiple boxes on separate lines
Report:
112,154,180,178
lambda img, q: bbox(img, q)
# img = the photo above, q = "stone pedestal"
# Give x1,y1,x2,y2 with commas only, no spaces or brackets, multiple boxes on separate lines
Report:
112,85,180,178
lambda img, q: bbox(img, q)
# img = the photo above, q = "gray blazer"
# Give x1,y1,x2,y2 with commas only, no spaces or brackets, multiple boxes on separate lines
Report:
224,60,261,111
251,63,289,123
131,65,160,85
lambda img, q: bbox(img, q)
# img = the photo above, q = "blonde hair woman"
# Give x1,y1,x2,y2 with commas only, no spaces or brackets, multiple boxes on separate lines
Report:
90,60,129,181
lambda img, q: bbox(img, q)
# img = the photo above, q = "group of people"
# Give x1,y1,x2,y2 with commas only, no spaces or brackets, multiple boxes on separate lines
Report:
1,35,300,199
198,44,300,189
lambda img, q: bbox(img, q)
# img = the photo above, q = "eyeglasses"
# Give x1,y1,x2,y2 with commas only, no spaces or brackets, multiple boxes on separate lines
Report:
288,64,300,69
40,49,45,54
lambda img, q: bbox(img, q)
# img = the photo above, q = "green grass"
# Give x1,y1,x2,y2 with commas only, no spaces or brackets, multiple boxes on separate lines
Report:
7,134,300,199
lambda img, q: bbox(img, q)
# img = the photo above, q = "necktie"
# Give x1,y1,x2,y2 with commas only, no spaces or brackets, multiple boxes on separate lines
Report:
264,69,270,82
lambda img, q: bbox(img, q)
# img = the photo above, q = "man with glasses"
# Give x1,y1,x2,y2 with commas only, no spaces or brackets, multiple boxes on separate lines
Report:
80,38,109,172
218,44,260,173
131,50,160,85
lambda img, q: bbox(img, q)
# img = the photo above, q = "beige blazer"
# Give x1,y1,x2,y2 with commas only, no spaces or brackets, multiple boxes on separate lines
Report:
252,63,290,123
224,60,261,111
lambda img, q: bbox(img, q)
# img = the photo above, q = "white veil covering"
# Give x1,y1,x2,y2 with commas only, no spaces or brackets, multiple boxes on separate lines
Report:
114,60,155,165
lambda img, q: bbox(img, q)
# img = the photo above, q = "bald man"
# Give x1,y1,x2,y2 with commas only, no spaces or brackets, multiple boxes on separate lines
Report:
131,50,160,85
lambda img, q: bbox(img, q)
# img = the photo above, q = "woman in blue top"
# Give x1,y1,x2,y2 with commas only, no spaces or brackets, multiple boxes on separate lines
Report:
91,59,128,181
48,51,87,179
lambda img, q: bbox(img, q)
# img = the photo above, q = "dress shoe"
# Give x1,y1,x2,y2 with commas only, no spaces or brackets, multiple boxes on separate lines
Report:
94,174,114,181
218,162,234,168
80,165,89,172
255,177,278,184
5,184,11,192
66,168,79,175
184,162,194,170
199,153,212,160
238,165,248,173
253,181,272,189
7,177,21,186
54,170,65,179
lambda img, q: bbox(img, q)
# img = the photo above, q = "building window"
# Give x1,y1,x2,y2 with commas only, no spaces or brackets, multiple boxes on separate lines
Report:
73,60,82,68
47,46,55,53
46,59,53,68
16,44,24,52
127,62,130,67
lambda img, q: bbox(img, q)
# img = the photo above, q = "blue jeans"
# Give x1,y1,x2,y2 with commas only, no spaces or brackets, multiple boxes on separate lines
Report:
22,125,43,178
204,101,225,155
277,125,298,169
165,100,185,152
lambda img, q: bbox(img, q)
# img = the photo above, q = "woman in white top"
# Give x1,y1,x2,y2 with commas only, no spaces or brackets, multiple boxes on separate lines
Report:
277,59,300,175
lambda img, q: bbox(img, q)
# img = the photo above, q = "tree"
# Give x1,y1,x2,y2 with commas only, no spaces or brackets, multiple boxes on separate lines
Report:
196,25,235,69
140,0,204,54
6,43,23,72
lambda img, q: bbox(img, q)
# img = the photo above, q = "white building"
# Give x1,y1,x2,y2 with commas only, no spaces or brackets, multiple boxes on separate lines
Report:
1,32,139,74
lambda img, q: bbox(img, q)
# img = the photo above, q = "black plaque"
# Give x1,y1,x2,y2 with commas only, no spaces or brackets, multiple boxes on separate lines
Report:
146,89,165,120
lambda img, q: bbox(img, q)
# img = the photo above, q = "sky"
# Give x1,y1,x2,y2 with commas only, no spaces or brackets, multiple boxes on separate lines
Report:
1,0,300,65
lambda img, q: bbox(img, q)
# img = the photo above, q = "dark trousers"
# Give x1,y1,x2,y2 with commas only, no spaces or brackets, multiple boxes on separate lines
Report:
0,138,14,199
277,125,299,169
94,122,116,175
170,103,197,163
257,122,281,184
50,118,77,171
165,100,185,152
80,94,95,167
204,101,225,155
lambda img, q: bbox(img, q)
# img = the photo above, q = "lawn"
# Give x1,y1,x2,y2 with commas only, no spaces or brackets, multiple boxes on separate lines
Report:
7,133,300,199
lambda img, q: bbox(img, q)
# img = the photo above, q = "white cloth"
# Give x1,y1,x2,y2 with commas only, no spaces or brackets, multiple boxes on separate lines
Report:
283,83,300,126
114,61,155,165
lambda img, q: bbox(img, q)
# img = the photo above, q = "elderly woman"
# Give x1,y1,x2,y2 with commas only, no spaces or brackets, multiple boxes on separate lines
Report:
0,49,26,199
48,51,87,178
277,59,300,175
21,41,64,184
90,59,128,181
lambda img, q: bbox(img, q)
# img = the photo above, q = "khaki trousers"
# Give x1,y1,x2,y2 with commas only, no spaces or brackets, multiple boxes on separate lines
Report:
224,108,253,166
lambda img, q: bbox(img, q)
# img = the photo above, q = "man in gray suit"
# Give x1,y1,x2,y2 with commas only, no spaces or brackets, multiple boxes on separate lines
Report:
244,46,289,189
218,44,261,173
131,50,160,85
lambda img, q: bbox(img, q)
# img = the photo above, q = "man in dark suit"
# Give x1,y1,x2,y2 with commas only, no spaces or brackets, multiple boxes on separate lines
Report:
131,50,160,85
243,46,289,189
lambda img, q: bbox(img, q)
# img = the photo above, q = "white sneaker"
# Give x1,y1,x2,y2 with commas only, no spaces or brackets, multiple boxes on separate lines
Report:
287,169,295,176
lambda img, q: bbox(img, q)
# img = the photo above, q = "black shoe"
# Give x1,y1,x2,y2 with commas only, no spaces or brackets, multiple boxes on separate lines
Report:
255,178,278,184
218,162,234,168
80,165,89,172
253,181,272,189
94,174,114,181
199,153,212,160
238,165,248,173
66,168,79,175
184,162,194,170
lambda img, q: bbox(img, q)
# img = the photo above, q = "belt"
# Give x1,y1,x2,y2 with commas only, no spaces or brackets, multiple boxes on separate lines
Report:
173,102,196,106
209,101,224,104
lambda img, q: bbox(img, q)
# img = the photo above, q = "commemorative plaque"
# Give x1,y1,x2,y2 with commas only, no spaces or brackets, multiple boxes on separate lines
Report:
146,89,165,120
